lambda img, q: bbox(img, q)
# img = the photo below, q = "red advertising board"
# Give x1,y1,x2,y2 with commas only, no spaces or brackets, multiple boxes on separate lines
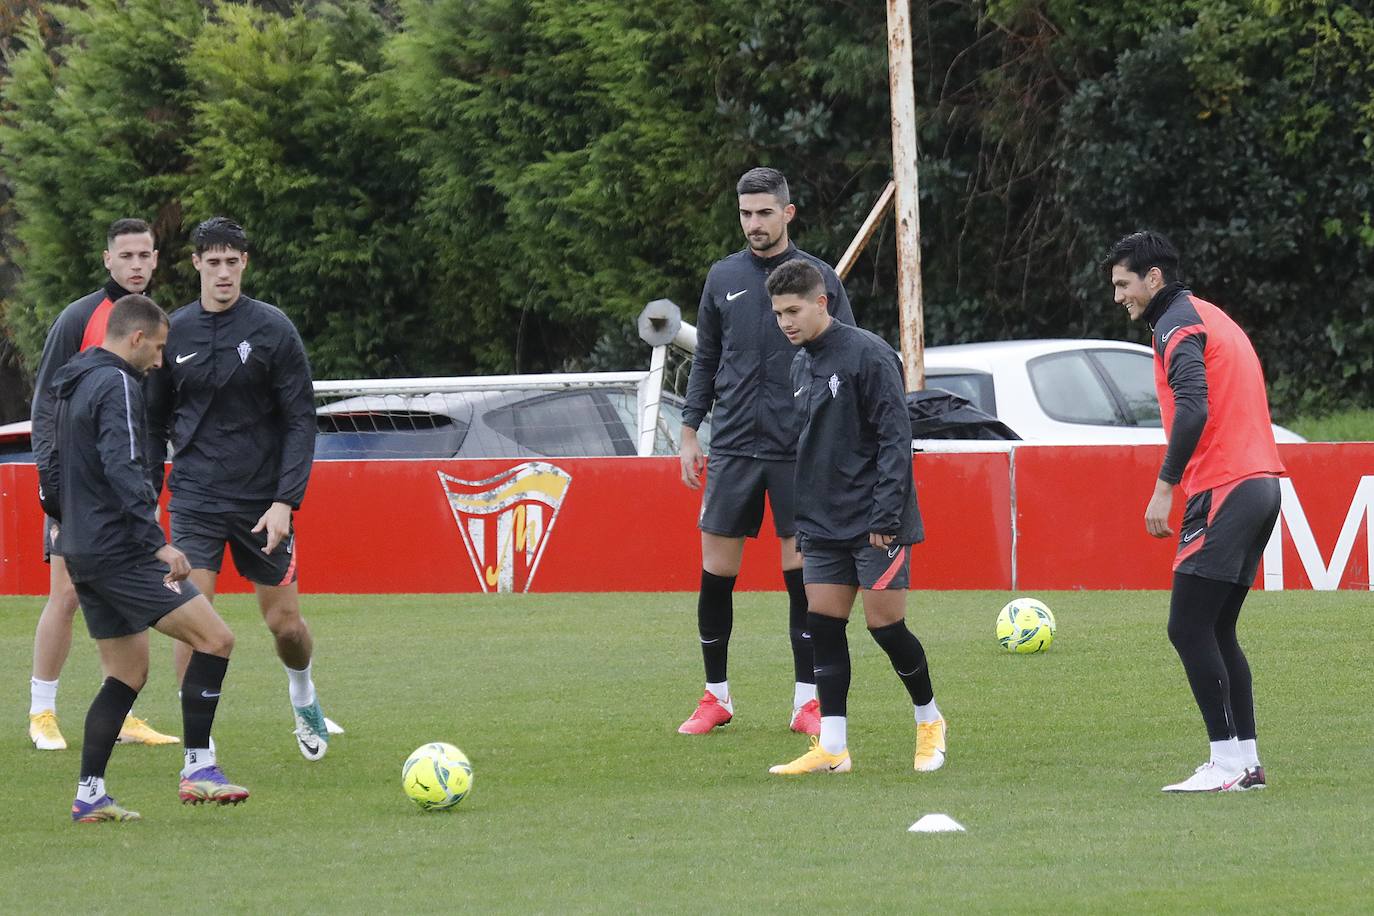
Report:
1013,443,1374,590
0,452,1011,594
2,445,1367,594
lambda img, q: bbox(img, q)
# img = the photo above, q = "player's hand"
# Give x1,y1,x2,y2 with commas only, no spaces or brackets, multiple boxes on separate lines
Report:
679,427,707,490
1144,480,1175,539
156,543,191,582
252,501,293,553
869,532,895,550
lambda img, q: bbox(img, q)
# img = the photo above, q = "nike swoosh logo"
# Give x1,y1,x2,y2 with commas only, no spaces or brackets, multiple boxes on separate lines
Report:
200,690,221,699
1182,528,1205,543
699,637,720,645
794,386,805,397
176,352,198,364
298,738,320,754
1161,327,1177,344
829,761,845,771
726,289,747,301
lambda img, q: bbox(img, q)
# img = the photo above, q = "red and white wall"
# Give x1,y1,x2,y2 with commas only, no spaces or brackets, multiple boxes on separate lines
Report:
1,444,1369,594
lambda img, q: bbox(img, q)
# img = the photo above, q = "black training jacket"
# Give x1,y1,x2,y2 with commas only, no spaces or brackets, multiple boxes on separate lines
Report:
30,280,134,477
790,320,923,547
41,348,166,582
682,243,854,459
146,295,315,513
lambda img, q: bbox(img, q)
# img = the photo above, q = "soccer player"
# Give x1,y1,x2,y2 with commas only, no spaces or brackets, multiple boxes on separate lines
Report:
1107,230,1283,793
677,167,855,737
40,294,247,823
147,217,338,761
26,218,178,750
763,259,947,775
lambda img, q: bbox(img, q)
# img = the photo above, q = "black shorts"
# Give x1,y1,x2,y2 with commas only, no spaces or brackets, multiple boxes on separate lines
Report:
42,515,60,563
172,507,299,587
1174,475,1281,585
74,561,202,640
801,538,912,590
698,454,796,539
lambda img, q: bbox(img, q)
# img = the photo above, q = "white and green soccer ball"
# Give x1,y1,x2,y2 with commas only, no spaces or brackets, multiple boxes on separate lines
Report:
995,597,1056,654
402,742,473,811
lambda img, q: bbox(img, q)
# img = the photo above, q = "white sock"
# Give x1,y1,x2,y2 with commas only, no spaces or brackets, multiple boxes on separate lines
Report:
819,716,847,755
31,677,59,716
705,681,731,711
1238,738,1260,768
914,700,942,724
792,682,817,710
76,775,106,802
1210,738,1244,770
286,663,316,708
183,744,217,777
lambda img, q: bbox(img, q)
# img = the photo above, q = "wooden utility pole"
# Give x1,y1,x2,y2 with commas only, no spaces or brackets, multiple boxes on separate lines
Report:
886,0,925,391
834,181,895,282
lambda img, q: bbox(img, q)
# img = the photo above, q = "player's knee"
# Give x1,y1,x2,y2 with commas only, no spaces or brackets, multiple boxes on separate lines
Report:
269,611,308,645
204,627,235,658
53,584,80,616
1166,616,1196,650
119,666,149,692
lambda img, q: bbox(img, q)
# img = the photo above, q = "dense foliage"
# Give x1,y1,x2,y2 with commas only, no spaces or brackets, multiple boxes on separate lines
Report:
1,0,1370,416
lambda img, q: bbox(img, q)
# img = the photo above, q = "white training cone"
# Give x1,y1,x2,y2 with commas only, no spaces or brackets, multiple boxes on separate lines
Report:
908,813,965,833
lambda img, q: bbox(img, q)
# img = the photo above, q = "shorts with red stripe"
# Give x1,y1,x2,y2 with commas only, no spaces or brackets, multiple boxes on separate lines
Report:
799,535,911,590
1174,474,1281,585
171,506,299,587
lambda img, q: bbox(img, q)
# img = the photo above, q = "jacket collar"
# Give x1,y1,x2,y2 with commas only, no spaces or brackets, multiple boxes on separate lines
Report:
749,241,798,270
103,279,134,302
1143,281,1189,329
802,316,843,354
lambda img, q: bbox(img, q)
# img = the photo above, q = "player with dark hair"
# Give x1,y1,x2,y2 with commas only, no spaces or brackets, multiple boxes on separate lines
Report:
1107,229,1284,792
763,259,947,775
26,218,178,750
147,216,340,761
676,167,855,737
40,294,247,822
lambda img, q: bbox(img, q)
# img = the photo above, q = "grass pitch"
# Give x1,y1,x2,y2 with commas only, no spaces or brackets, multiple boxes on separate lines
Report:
2,589,1370,913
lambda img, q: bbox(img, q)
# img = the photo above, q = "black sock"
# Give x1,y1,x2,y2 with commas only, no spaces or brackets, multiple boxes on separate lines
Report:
782,568,813,686
868,620,934,706
81,677,139,782
1168,573,1239,741
808,612,850,718
1215,583,1256,740
181,651,229,750
697,571,735,684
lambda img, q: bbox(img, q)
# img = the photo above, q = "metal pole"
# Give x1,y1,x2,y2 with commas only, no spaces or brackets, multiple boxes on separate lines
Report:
887,0,925,392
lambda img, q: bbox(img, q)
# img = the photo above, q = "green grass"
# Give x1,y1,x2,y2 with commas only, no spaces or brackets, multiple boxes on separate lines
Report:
1288,407,1374,442
2,590,1371,913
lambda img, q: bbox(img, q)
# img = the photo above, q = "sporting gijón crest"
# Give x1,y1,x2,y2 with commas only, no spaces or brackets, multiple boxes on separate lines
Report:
439,462,572,593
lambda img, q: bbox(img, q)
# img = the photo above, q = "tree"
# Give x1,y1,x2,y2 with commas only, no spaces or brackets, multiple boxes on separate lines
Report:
0,0,205,364
184,0,413,378
1057,1,1374,414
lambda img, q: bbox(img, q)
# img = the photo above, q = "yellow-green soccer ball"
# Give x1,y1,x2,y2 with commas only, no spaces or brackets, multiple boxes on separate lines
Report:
996,597,1056,654
401,742,473,811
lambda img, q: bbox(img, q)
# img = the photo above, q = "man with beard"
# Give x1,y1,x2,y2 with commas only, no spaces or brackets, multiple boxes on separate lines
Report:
676,168,855,738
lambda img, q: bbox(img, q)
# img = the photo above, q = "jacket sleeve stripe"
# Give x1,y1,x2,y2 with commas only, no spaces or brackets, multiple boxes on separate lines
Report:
121,371,136,461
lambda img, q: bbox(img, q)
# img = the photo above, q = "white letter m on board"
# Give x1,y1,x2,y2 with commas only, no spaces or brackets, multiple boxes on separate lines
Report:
1263,476,1374,591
